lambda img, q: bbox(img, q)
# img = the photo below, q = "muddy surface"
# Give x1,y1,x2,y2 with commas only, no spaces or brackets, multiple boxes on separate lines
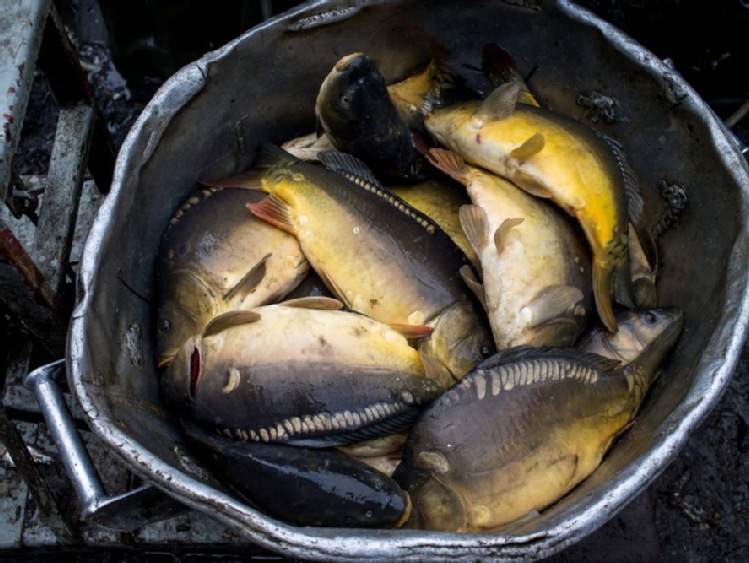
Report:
9,1,749,561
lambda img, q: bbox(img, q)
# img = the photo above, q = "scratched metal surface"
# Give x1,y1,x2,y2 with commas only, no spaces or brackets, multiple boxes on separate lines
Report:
66,0,749,560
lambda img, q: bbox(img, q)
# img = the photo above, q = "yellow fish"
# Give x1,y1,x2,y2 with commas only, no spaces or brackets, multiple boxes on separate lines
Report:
425,82,642,333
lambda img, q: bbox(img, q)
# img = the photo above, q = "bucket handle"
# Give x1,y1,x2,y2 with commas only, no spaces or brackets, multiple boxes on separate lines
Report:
25,360,187,532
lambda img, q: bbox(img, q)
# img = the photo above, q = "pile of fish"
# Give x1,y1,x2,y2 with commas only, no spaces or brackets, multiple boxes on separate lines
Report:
154,42,685,532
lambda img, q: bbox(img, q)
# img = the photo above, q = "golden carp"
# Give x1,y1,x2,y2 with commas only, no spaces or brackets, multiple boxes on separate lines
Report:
393,308,683,532
161,298,450,447
424,82,642,333
428,148,591,349
313,148,494,379
154,187,309,368
247,144,491,380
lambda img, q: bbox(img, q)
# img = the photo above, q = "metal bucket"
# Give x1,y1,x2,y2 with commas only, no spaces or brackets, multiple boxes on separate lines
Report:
66,0,749,559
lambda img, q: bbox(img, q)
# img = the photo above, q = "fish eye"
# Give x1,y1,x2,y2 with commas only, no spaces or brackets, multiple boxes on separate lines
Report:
645,312,658,325
158,318,171,333
340,94,351,107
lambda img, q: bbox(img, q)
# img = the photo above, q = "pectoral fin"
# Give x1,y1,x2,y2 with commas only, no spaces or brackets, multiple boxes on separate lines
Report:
494,217,524,253
427,148,470,185
389,324,434,339
281,296,344,310
459,205,489,256
526,284,584,327
246,194,297,235
203,310,262,337
509,133,545,161
222,254,270,305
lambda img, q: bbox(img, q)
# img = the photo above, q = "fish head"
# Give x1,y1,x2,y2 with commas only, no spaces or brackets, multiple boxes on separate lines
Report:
393,454,468,532
315,53,391,136
423,301,495,382
584,307,684,366
155,271,217,369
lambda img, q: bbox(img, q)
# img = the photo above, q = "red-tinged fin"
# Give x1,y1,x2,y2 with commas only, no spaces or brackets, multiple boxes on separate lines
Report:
389,323,434,339
481,43,540,107
593,262,618,333
281,296,344,310
246,194,297,235
427,148,470,185
202,310,262,338
410,128,431,157
199,169,265,190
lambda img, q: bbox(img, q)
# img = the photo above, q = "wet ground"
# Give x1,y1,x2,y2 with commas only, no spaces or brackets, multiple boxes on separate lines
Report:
7,1,749,561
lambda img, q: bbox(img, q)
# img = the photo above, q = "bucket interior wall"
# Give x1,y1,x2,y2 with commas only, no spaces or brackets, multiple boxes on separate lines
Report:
70,0,749,559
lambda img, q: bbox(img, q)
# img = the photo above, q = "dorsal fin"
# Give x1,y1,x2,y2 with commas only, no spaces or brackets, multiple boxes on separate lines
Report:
481,42,539,107
475,82,521,124
203,310,262,337
485,346,622,373
598,134,642,221
319,152,445,238
280,296,344,310
318,151,381,186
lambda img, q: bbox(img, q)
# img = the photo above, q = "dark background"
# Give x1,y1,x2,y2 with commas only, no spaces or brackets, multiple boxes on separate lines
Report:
10,0,749,561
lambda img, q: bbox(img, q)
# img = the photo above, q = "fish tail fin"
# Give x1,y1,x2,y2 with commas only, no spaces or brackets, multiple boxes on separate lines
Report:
593,261,618,333
427,148,470,184
613,259,636,310
481,42,539,107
